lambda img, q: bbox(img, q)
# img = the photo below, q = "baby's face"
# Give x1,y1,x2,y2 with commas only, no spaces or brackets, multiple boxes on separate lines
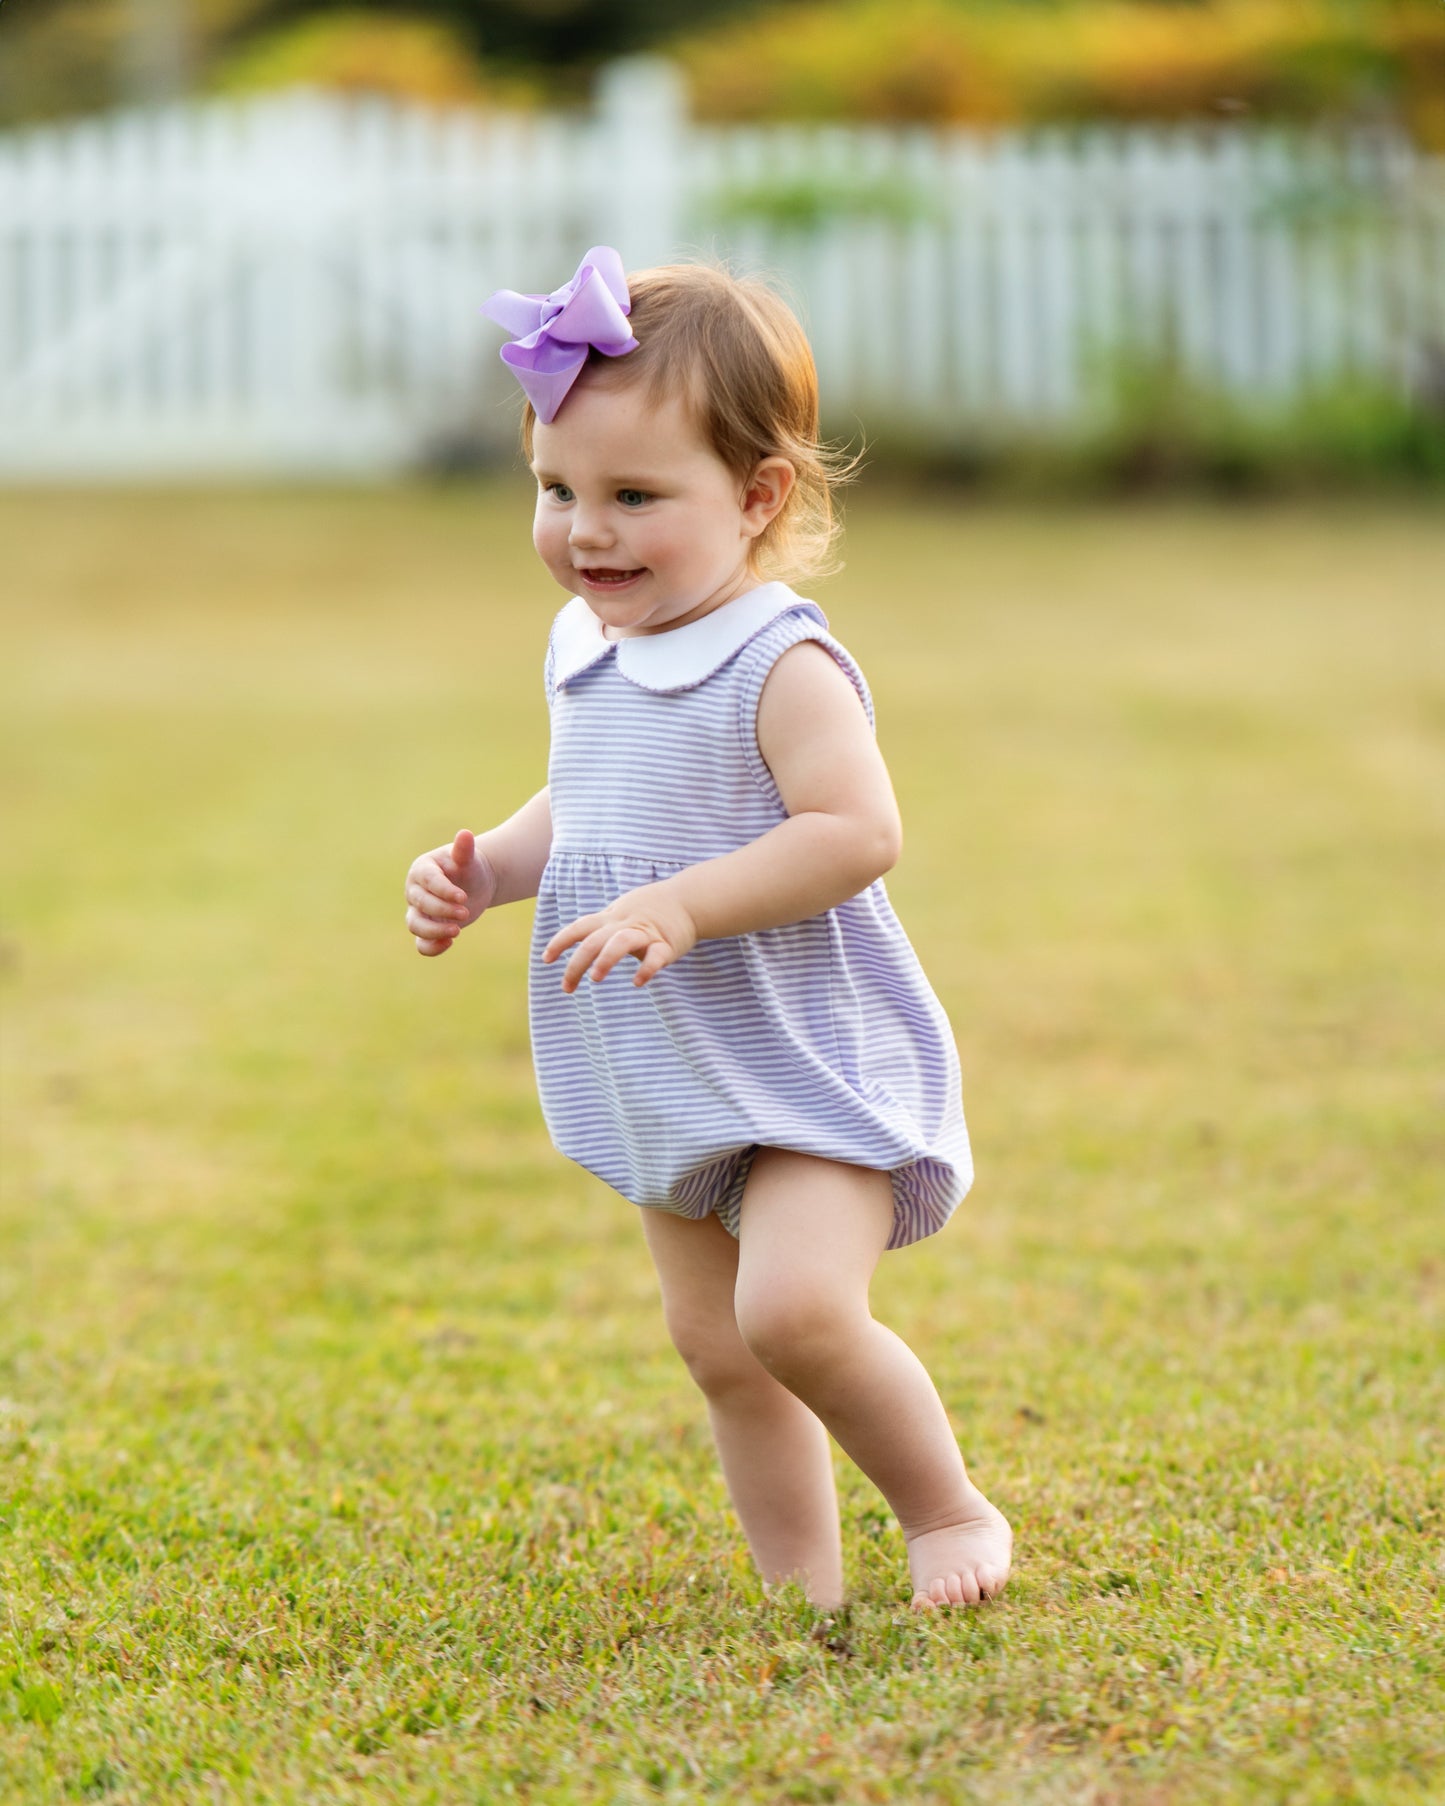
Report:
530,374,768,637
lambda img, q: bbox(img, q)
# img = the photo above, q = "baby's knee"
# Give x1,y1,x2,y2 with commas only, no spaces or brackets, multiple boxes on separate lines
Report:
663,1305,762,1401
734,1284,856,1385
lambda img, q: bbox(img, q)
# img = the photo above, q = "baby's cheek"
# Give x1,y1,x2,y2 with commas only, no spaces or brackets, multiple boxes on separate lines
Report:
534,522,573,586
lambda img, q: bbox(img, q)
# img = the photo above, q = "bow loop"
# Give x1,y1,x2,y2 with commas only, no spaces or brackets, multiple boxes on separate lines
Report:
482,246,638,422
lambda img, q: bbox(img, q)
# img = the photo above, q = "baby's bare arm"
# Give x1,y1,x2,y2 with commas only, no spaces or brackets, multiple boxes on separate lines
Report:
670,643,900,939
476,785,554,906
542,647,901,989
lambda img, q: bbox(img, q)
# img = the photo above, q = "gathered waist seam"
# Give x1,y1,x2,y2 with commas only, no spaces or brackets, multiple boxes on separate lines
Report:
546,846,738,865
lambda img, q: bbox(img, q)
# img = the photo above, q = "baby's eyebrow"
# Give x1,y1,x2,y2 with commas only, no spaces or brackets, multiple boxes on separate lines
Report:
532,466,666,489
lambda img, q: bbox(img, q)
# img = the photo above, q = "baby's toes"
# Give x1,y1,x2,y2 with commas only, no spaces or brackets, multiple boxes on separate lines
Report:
912,1570,981,1610
976,1562,1009,1600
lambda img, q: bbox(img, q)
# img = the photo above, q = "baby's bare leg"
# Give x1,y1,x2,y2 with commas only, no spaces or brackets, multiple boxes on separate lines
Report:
734,1148,1011,1610
641,1208,844,1608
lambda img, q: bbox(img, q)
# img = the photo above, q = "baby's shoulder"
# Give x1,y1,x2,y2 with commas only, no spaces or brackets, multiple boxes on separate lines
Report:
733,593,840,673
736,604,875,730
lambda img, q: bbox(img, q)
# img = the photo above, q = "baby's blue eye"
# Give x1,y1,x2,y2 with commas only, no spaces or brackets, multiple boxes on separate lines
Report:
617,489,649,508
546,482,574,503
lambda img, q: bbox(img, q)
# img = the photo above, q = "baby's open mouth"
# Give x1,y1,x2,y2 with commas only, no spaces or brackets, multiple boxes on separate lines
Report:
580,568,645,588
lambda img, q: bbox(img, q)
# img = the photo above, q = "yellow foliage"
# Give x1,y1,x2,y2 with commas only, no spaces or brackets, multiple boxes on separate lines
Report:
672,0,1445,145
209,11,504,108
1387,6,1445,146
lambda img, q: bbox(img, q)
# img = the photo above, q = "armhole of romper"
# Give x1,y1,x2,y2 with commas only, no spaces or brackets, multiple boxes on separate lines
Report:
735,618,877,811
543,637,556,712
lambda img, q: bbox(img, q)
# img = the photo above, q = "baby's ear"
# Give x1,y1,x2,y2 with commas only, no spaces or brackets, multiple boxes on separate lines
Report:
741,457,796,535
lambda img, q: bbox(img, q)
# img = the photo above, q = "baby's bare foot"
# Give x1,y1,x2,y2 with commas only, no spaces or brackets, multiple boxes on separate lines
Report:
905,1488,1012,1609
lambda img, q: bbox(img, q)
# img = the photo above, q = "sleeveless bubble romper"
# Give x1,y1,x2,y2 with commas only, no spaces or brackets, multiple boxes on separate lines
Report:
528,580,973,1251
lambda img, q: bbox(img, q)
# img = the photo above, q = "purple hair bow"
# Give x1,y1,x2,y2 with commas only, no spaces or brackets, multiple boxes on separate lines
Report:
482,246,638,424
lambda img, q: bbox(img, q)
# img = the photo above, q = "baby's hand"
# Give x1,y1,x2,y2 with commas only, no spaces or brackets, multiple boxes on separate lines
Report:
543,883,698,992
405,829,497,957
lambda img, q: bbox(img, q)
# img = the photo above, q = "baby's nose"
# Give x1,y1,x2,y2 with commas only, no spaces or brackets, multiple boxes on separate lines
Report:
568,508,613,548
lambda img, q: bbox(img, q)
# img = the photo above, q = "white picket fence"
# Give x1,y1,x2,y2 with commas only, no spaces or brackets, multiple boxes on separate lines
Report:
1,58,1441,479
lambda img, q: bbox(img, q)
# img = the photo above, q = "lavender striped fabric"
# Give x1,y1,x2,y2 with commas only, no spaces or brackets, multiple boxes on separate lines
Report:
528,581,972,1250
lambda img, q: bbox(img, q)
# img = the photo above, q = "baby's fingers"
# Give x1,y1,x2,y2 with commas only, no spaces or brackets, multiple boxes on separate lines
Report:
407,852,467,899
560,927,617,992
408,904,460,945
584,927,655,988
407,880,469,924
632,941,673,987
543,914,605,965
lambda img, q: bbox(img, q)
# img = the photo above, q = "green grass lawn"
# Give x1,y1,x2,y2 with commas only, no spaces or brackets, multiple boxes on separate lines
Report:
2,485,1441,1804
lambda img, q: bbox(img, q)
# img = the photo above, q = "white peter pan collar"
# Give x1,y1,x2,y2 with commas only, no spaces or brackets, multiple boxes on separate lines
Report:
550,581,827,695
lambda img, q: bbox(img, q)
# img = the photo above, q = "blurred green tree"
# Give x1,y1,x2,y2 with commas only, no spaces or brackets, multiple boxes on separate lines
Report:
2,0,1440,142
673,0,1445,147
234,0,798,71
0,0,810,124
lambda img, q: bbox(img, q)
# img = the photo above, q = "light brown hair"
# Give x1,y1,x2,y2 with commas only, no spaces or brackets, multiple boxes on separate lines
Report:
519,261,854,584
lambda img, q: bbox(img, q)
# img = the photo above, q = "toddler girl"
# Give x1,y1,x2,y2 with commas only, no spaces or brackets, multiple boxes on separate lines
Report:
404,248,1011,1611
